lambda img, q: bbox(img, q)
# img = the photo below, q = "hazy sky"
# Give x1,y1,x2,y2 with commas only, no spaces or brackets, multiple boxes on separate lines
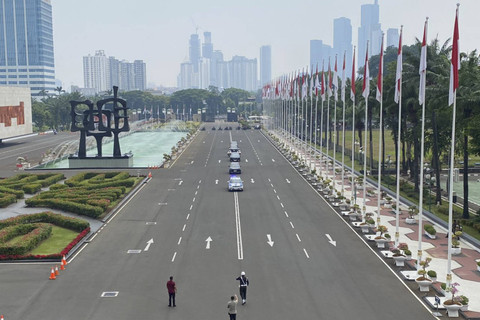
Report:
52,0,479,89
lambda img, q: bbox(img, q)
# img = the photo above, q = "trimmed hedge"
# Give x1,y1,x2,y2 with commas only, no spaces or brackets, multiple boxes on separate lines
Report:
0,212,90,260
25,198,104,218
22,183,42,194
0,186,24,199
0,192,16,207
0,223,52,255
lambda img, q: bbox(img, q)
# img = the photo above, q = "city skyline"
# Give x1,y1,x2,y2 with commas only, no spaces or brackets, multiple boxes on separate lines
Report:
51,0,480,89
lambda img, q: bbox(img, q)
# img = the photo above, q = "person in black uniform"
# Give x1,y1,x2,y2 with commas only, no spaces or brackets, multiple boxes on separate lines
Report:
236,271,249,305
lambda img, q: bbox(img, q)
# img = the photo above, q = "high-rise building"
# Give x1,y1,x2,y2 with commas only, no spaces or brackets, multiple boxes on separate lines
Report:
178,32,257,91
0,0,55,96
189,34,201,72
83,51,146,93
333,17,353,78
358,0,381,67
260,45,271,86
310,40,332,70
387,28,399,48
202,32,213,59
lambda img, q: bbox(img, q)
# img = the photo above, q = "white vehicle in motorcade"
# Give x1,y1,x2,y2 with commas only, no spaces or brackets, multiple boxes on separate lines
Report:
229,162,241,174
227,147,241,156
230,152,241,162
228,176,244,191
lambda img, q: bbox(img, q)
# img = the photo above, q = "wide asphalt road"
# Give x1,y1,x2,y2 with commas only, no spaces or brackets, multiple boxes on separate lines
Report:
0,124,436,319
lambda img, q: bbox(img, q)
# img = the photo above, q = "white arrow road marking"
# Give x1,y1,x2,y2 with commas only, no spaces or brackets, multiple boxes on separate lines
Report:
144,238,154,251
286,179,291,184
218,160,221,163
326,234,337,246
272,159,275,162
267,234,274,247
251,179,255,183
245,159,248,162
206,236,212,249
191,160,194,164
215,179,219,184
178,181,183,186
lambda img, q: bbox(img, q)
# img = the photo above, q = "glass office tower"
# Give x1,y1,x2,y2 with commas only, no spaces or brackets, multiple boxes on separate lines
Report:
0,0,55,96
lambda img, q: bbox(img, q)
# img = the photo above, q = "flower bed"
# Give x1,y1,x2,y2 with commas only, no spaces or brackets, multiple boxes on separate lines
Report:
0,212,90,261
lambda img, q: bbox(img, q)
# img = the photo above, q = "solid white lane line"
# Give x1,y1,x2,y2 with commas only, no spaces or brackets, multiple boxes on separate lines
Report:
186,214,190,220
182,224,186,232
296,234,302,242
172,252,177,262
234,192,244,260
303,248,310,259
178,237,182,245
284,211,289,218
290,221,295,229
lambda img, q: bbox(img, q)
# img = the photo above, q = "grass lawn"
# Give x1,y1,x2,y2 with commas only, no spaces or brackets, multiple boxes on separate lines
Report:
30,226,79,255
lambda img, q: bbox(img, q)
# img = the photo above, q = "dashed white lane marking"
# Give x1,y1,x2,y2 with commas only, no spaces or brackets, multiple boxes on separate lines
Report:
178,237,182,245
303,249,310,259
280,203,284,208
186,214,190,220
296,234,302,242
270,183,274,188
277,195,280,200
193,197,196,202
182,224,186,232
268,178,271,182
195,191,198,195
190,205,193,210
289,221,295,229
284,211,289,218
273,189,277,194
172,252,177,262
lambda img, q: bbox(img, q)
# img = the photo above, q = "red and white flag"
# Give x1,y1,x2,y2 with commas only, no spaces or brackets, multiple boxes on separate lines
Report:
419,19,428,106
376,36,384,102
449,6,460,106
341,51,346,104
394,27,403,104
315,65,320,97
362,45,370,99
350,48,356,103
327,61,333,98
302,69,308,100
310,66,315,98
321,63,326,101
333,56,338,102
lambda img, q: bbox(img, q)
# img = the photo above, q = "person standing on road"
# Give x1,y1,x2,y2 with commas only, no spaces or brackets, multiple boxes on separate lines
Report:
236,271,249,305
166,276,176,307
227,294,238,319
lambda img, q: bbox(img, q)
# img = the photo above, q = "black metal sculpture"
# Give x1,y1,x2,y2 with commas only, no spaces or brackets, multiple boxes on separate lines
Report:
70,86,129,158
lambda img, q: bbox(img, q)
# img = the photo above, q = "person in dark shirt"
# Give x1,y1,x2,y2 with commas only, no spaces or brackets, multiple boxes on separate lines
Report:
236,271,249,305
166,276,176,307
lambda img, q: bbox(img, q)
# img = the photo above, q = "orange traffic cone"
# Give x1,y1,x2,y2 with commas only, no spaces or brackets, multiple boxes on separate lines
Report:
148,172,152,178
62,255,67,266
1,314,4,320
49,267,56,280
60,259,65,270
55,265,60,276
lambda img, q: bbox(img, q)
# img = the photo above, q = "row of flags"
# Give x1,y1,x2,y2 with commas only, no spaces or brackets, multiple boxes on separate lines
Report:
262,6,460,109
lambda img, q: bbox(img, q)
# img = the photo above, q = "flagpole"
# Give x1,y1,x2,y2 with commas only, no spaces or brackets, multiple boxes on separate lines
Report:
333,56,338,193
376,35,384,227
417,18,428,268
395,26,404,247
320,63,325,177
341,52,346,199
310,69,314,170
362,43,369,219
326,59,332,182
351,47,356,206
446,3,460,288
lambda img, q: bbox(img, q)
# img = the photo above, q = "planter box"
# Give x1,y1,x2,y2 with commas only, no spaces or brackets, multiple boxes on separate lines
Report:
443,303,462,317
393,255,406,267
415,278,432,292
424,231,436,240
375,238,389,249
405,218,416,225
451,247,461,255
384,203,392,209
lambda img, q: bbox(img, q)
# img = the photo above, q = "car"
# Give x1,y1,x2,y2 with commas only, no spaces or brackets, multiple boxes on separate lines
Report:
218,127,223,130
254,124,261,130
229,162,241,174
212,127,216,130
230,152,241,162
228,176,244,191
200,127,206,131
228,147,240,156
236,126,241,130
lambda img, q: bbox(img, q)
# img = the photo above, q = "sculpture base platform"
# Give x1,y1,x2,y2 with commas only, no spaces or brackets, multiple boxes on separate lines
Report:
68,155,133,168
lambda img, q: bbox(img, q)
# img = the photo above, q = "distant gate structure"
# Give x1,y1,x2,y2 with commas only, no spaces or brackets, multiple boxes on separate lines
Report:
70,86,130,159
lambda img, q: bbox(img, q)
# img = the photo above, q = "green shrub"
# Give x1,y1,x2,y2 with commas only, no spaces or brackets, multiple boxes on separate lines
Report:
0,193,16,207
0,223,52,255
22,183,42,194
427,270,437,278
424,224,436,235
0,186,24,199
49,184,68,190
